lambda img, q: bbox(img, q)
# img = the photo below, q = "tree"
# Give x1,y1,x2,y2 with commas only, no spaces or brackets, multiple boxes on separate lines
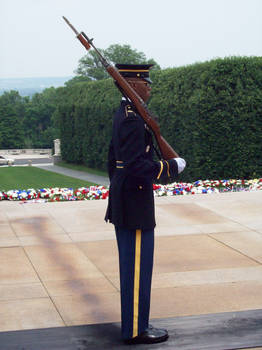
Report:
75,44,160,80
0,91,25,149
23,87,61,148
64,75,91,87
76,49,108,80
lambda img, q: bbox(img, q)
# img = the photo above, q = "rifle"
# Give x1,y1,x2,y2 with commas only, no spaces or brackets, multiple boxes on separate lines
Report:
62,16,179,160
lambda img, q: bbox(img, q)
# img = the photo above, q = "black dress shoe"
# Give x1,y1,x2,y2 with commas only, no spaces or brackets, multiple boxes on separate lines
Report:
124,326,169,345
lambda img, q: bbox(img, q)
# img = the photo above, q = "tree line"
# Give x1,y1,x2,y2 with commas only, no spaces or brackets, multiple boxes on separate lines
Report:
0,88,61,149
0,44,155,150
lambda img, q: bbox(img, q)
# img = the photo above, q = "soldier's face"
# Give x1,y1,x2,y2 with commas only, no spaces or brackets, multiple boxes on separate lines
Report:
127,78,152,102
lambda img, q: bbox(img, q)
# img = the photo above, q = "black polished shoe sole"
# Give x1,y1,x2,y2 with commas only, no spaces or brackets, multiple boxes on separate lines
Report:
124,333,169,345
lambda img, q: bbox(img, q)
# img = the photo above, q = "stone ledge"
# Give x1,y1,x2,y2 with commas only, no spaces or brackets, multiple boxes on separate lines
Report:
0,309,261,350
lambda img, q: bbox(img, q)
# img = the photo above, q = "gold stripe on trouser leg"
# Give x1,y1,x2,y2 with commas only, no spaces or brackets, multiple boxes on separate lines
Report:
133,229,142,338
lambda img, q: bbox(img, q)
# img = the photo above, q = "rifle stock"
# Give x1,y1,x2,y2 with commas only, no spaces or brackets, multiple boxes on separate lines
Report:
63,17,179,160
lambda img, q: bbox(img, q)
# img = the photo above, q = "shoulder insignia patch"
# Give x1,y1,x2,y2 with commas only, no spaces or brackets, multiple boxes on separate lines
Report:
125,105,136,117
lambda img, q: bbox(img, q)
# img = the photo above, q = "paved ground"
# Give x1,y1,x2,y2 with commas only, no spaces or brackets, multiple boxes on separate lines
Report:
14,157,53,165
11,153,52,164
0,190,262,338
1,153,53,166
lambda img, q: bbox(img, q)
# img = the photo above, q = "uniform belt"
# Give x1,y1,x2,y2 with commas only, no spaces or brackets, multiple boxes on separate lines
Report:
116,160,124,169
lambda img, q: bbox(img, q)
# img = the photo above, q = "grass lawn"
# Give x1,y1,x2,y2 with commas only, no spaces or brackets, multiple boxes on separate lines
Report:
0,167,96,191
56,161,107,177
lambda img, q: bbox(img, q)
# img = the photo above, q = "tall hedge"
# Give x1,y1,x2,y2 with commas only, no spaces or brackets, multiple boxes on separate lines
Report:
58,79,120,169
57,56,262,181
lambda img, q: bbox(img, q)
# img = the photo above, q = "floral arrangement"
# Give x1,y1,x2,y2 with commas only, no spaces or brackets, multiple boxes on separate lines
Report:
153,178,262,196
0,178,261,202
0,186,108,202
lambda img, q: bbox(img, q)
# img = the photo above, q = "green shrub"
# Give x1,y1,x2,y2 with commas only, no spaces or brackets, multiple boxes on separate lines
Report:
57,56,262,181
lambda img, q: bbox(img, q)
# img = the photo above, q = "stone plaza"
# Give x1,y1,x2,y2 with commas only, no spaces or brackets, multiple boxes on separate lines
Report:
0,190,262,349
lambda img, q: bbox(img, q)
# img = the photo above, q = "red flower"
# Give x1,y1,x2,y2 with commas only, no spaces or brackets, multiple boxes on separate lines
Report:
102,192,108,199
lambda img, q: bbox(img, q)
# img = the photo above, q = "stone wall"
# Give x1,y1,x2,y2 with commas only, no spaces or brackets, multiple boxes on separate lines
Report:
0,149,52,156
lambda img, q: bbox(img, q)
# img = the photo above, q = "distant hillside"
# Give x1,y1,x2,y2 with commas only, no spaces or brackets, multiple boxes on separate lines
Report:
0,76,73,97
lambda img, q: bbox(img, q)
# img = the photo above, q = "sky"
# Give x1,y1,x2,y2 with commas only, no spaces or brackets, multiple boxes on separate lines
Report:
0,0,261,79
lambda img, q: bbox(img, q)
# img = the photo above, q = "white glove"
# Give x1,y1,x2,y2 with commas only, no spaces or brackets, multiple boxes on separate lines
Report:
174,157,186,174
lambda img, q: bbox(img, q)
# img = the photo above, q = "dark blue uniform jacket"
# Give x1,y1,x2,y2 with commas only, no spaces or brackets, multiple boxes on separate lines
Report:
105,100,178,230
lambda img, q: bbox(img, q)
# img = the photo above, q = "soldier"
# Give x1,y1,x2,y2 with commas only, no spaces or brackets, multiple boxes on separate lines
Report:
105,64,186,345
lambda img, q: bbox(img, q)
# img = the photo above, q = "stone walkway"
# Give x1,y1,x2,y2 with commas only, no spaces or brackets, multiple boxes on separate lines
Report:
0,190,262,337
35,164,109,186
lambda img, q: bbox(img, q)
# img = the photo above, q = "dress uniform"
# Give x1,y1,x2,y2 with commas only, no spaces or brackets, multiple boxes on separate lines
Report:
105,64,186,344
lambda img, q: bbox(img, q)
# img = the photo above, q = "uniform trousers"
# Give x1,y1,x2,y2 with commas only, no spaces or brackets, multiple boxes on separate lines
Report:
115,226,154,339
